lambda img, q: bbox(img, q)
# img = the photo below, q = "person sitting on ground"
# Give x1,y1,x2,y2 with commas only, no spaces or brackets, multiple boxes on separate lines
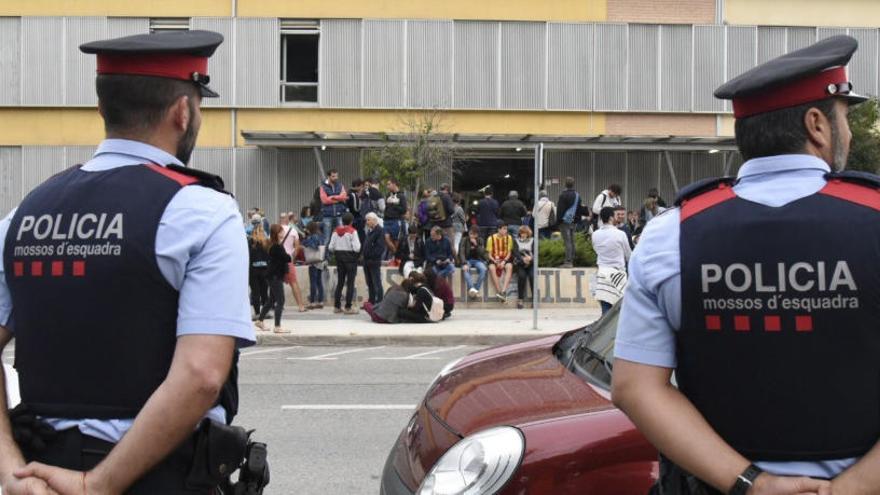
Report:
459,224,488,300
397,271,434,323
486,224,515,302
513,225,535,309
424,225,455,282
398,228,424,278
363,283,410,324
256,224,292,333
328,212,361,315
424,267,454,319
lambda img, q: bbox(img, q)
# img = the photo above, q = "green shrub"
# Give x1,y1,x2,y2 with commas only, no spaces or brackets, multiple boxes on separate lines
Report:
538,234,596,267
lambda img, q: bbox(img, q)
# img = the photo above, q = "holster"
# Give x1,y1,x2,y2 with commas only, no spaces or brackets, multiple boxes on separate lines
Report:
185,420,250,490
651,455,722,495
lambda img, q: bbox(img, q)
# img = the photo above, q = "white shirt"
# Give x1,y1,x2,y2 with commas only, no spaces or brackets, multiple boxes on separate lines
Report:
592,190,622,227
591,224,631,270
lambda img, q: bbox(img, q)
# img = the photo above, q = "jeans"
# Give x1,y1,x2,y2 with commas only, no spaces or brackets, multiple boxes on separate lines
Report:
334,261,357,309
384,219,403,241
259,276,285,327
308,266,324,304
559,223,576,264
463,260,487,291
322,216,343,246
363,260,384,304
432,262,455,280
516,263,534,300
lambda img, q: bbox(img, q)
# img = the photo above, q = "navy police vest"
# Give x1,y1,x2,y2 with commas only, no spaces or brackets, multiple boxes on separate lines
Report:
677,172,880,461
3,163,235,420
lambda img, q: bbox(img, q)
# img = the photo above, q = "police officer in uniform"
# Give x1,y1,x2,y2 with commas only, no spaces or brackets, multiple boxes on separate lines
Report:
0,31,257,494
612,35,879,494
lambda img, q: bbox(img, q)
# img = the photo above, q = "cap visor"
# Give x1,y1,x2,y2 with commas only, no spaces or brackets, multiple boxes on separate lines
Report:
199,84,219,98
843,92,869,106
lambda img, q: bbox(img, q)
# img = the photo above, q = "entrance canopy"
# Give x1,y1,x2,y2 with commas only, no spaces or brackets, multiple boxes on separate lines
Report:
241,131,737,152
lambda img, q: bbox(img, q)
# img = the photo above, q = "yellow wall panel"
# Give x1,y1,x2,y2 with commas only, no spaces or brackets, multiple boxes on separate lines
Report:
0,108,232,147
0,0,230,17
238,0,606,21
235,109,605,146
726,0,880,28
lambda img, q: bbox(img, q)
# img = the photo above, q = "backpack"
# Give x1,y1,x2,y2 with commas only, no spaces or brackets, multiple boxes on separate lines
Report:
563,192,580,224
426,195,447,222
419,286,445,322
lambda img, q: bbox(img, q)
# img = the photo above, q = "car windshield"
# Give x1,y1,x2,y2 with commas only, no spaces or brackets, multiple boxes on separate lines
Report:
555,301,620,390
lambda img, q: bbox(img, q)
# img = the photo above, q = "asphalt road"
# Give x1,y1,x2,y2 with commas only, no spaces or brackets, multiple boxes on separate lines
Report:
3,344,482,495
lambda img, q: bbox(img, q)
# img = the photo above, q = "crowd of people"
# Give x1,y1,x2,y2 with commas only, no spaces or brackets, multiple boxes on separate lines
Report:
244,168,670,328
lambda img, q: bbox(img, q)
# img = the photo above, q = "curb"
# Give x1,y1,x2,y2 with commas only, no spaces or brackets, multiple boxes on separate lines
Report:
254,332,560,347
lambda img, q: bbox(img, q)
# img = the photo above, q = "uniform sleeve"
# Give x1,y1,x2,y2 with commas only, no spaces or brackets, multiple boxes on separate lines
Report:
614,210,681,368
0,209,16,329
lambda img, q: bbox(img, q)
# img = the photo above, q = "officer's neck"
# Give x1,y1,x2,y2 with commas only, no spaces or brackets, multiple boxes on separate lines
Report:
105,130,180,162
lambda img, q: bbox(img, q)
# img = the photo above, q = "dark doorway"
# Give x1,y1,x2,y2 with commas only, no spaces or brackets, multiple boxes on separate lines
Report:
453,158,535,217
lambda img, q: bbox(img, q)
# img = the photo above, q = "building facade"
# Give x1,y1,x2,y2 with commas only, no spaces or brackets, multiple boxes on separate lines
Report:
1,0,879,217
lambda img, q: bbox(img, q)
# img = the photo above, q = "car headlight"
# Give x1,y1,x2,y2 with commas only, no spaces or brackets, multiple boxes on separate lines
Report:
418,426,524,495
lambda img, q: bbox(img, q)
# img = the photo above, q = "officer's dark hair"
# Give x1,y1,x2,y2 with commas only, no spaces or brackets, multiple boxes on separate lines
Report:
600,206,615,223
564,177,575,189
735,98,837,161
342,212,354,225
608,184,622,195
96,75,199,135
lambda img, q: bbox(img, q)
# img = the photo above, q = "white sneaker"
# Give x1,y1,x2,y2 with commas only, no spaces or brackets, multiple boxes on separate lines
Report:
496,293,507,302
468,288,479,298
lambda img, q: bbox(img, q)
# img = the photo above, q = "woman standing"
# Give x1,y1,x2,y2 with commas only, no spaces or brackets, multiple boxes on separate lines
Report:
513,226,535,309
256,224,292,333
248,222,271,318
450,193,467,258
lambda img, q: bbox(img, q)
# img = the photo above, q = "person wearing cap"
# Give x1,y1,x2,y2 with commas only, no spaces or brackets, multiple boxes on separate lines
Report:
612,35,876,494
0,30,256,494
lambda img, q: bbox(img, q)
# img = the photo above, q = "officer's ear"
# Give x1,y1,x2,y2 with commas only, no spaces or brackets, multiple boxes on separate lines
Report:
169,95,191,133
803,105,834,159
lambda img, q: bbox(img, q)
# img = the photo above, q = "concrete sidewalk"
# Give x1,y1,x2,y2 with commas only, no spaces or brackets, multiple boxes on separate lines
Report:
254,307,602,346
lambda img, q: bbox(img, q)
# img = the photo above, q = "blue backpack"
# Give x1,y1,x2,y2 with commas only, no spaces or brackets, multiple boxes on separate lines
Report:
563,192,580,224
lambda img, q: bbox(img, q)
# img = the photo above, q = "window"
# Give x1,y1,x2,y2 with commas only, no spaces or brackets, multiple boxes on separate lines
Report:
281,20,320,104
149,18,190,32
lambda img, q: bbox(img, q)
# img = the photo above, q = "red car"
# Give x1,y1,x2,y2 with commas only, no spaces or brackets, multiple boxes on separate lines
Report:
381,304,659,494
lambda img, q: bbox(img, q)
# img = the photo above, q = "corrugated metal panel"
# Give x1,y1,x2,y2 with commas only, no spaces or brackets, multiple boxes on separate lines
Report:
817,27,848,41
693,25,725,112
593,152,626,206
658,151,693,201
277,149,323,215
320,19,362,108
324,150,362,182
692,151,725,181
65,17,107,106
849,28,879,97
422,163,453,192
625,152,661,212
0,18,21,106
235,147,278,219
500,22,545,110
190,148,235,190
22,17,64,105
21,147,67,194
407,20,453,109
235,17,279,107
65,146,97,166
0,147,22,217
727,26,756,113
547,23,593,110
661,25,692,112
543,152,592,204
363,20,405,108
454,21,499,109
595,24,627,111
628,24,658,111
787,27,816,51
193,17,234,107
107,17,148,38
757,26,786,65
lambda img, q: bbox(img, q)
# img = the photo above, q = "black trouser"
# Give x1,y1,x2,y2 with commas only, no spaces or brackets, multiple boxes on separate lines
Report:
249,268,269,315
259,276,284,326
516,264,533,300
335,260,357,309
363,260,383,304
24,428,210,495
398,308,429,323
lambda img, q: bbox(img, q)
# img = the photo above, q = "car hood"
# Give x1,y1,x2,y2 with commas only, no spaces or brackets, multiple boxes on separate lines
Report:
425,334,613,436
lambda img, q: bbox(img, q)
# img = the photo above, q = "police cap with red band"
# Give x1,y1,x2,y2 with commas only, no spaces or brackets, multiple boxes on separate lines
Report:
715,35,868,118
79,30,223,98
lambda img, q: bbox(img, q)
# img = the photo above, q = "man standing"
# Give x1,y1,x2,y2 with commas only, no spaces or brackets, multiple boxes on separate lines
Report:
0,31,255,494
612,36,871,494
320,169,349,246
614,205,635,249
476,187,500,240
437,184,457,242
346,178,365,244
383,178,407,261
591,207,631,314
362,212,385,305
533,190,556,239
556,177,580,268
500,190,528,234
591,183,622,230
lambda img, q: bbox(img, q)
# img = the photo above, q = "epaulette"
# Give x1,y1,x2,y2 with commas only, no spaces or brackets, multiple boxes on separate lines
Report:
166,164,232,196
674,177,736,206
824,170,880,189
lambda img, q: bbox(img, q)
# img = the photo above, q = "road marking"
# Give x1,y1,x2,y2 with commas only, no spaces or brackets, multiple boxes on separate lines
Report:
287,346,386,361
369,345,467,360
281,404,416,411
240,346,301,358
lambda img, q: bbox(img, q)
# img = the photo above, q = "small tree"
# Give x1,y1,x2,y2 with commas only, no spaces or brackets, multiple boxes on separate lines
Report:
362,110,455,198
847,97,880,173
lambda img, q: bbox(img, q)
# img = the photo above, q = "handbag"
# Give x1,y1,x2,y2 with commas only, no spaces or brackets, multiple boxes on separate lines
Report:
304,245,325,264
